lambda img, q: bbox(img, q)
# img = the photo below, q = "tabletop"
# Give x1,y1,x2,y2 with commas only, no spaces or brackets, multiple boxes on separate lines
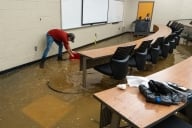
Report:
94,56,192,128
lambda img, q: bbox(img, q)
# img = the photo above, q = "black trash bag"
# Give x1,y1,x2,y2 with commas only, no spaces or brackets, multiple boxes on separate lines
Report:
139,85,179,106
148,80,183,103
139,80,192,105
148,80,172,95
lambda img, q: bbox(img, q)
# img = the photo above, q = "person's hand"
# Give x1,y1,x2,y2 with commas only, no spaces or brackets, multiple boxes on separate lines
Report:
69,54,74,59
69,52,80,60
71,53,75,57
72,51,77,54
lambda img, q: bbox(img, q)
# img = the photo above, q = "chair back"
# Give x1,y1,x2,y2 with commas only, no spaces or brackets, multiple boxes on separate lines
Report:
170,21,178,31
166,21,172,27
134,40,152,70
151,37,164,48
112,45,136,60
136,40,152,53
164,33,175,44
111,45,136,79
175,28,184,36
148,37,163,64
159,36,170,58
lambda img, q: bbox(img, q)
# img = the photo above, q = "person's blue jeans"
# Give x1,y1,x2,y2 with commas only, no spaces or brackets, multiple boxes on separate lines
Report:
41,34,63,60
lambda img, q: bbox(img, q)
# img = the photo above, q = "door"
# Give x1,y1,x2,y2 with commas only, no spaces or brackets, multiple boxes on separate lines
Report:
137,1,154,20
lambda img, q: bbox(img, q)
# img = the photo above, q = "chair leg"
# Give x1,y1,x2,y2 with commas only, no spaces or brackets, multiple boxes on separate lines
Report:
128,67,133,75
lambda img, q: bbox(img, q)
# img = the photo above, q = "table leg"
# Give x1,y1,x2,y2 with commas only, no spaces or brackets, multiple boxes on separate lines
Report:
99,104,120,128
100,104,112,128
110,112,121,128
82,56,87,88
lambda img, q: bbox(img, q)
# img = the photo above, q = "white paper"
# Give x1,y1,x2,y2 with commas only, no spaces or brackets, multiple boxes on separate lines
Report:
126,76,149,87
116,84,127,90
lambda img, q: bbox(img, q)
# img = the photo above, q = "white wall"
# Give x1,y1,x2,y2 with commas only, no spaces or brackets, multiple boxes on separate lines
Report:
125,0,192,31
179,1,192,19
0,0,61,71
0,0,192,72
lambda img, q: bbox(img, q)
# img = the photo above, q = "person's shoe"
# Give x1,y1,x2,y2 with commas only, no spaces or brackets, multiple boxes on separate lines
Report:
39,62,44,68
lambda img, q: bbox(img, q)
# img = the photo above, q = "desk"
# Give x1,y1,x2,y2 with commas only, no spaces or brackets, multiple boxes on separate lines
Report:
94,56,192,128
78,24,172,88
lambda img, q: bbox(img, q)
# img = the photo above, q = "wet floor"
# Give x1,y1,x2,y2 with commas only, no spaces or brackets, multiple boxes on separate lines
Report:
0,33,191,128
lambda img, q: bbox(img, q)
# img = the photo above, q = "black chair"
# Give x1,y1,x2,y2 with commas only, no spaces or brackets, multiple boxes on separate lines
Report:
175,23,184,32
170,21,179,32
147,37,164,64
128,40,152,70
168,33,177,53
159,36,170,58
94,45,136,80
174,28,184,45
168,28,184,52
166,20,172,27
152,115,192,128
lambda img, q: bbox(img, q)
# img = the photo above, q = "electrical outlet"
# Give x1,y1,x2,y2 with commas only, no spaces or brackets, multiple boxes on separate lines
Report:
34,46,38,51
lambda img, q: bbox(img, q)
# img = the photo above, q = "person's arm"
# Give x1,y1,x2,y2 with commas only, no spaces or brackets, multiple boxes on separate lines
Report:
61,33,74,57
66,45,74,57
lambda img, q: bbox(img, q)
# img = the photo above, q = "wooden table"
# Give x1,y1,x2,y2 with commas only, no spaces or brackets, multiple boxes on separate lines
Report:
93,56,192,128
78,24,172,88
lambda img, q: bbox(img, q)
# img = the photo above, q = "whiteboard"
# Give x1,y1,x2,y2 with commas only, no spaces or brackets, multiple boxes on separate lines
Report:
108,0,124,23
82,0,108,25
61,0,82,29
61,0,124,29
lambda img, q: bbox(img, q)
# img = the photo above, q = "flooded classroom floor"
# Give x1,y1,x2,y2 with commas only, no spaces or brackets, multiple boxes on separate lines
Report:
0,33,192,128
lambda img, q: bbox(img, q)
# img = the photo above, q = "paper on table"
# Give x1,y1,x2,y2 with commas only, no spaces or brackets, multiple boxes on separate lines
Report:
126,76,149,88
116,84,127,90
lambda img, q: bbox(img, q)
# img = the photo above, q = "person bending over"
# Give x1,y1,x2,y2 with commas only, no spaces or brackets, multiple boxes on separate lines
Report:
40,29,75,68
